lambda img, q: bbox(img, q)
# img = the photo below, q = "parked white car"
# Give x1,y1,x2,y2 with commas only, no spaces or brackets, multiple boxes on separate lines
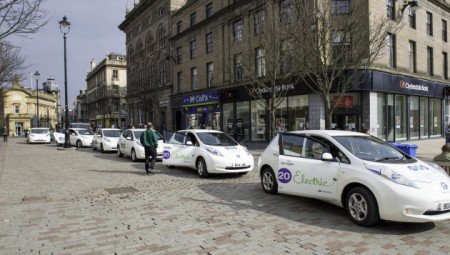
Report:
162,129,254,178
258,130,450,226
117,128,165,161
92,128,121,152
27,128,51,144
69,128,94,148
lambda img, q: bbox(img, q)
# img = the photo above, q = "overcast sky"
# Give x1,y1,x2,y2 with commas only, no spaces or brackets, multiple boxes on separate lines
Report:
11,0,127,107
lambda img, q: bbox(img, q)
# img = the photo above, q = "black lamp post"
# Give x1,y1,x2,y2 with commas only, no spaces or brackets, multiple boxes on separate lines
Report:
59,16,71,148
34,71,40,127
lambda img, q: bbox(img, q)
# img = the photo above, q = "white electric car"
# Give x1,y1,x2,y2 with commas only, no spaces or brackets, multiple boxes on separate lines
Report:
27,128,51,144
92,128,121,152
117,128,165,161
258,130,450,226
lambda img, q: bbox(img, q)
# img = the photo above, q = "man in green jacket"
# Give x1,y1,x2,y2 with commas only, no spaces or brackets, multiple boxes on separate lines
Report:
140,122,159,175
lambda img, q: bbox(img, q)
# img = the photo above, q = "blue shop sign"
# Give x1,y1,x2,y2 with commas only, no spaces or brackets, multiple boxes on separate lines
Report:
182,91,219,107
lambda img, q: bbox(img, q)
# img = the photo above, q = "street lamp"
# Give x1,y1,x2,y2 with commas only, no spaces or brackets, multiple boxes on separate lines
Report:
34,71,40,127
59,15,71,148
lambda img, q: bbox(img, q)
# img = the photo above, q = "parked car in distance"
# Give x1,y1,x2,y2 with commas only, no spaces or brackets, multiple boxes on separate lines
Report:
27,128,51,144
117,128,165,162
258,130,450,226
92,128,121,152
69,128,94,148
162,129,254,178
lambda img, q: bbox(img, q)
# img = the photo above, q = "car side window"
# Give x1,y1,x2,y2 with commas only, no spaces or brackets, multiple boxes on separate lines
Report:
304,138,329,160
280,134,305,157
187,133,199,146
168,132,186,144
311,135,350,164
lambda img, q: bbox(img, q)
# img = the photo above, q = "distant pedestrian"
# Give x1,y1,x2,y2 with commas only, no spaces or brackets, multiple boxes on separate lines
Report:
2,126,8,142
140,122,159,175
433,144,450,162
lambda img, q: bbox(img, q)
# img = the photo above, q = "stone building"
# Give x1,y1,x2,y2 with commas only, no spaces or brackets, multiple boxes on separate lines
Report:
85,53,127,129
119,0,185,131
0,76,59,136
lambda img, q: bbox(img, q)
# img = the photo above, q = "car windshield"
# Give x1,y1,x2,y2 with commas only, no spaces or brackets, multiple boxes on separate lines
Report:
333,135,414,163
31,129,49,134
196,132,238,146
103,130,121,137
70,123,90,129
133,130,163,140
78,129,94,135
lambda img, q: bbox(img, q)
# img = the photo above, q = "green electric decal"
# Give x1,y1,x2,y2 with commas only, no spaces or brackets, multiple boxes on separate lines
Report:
293,171,335,187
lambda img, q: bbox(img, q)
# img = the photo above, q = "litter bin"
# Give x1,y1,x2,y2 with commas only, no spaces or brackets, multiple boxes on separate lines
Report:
391,143,418,157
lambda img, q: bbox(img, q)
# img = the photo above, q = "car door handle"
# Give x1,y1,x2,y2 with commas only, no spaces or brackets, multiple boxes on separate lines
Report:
281,162,294,166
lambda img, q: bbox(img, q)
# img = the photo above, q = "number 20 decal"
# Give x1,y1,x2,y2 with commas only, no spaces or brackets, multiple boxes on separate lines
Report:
278,168,292,184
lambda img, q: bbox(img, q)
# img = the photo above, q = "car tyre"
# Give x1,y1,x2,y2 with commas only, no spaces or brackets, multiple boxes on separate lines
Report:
100,143,105,153
76,140,82,148
346,187,380,227
117,146,123,157
131,149,138,162
93,144,97,150
166,165,175,169
261,167,278,194
197,158,209,178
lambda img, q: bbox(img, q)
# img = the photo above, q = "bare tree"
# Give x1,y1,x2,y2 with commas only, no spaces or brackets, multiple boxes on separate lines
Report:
99,85,126,128
238,0,299,140
289,1,396,129
0,42,25,86
0,0,48,87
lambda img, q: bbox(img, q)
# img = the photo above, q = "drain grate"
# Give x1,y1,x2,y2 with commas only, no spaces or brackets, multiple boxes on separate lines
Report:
105,186,139,195
22,196,47,202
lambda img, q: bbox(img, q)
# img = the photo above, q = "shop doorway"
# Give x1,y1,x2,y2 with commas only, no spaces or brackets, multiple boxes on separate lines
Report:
332,115,358,131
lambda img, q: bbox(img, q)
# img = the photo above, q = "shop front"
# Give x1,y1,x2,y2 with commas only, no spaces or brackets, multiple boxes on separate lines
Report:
176,90,220,130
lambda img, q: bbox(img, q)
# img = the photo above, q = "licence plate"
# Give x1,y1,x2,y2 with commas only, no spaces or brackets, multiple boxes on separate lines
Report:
443,203,450,210
234,163,246,167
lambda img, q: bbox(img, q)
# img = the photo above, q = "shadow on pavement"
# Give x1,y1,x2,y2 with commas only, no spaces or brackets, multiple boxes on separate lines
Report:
196,182,435,234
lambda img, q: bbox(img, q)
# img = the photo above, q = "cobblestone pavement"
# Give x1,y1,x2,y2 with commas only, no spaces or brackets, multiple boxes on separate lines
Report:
1,138,450,255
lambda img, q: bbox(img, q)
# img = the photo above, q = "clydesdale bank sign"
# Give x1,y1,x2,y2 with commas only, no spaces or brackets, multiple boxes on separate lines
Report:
399,80,429,92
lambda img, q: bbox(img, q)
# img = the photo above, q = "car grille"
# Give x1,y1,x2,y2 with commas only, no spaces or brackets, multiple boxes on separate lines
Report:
423,210,450,215
225,166,251,170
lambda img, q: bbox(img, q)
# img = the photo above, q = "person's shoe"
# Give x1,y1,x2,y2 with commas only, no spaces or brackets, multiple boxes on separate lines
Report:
145,169,149,175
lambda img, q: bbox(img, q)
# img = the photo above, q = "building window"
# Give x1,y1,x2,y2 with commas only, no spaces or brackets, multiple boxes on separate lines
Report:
332,0,351,15
279,0,293,24
206,33,213,53
443,52,448,80
112,70,118,80
190,40,197,59
14,104,19,113
409,9,416,29
159,60,166,85
177,71,183,93
176,21,182,34
442,19,448,42
206,2,213,18
427,46,434,76
159,6,166,16
190,12,197,27
206,62,214,88
387,0,395,20
409,40,416,73
254,9,265,35
426,12,433,36
234,54,243,82
332,31,351,64
176,46,182,64
191,67,198,90
255,47,266,77
387,33,396,69
233,19,243,42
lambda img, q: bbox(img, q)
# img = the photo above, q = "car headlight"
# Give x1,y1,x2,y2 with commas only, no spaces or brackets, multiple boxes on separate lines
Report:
366,164,419,189
206,146,224,157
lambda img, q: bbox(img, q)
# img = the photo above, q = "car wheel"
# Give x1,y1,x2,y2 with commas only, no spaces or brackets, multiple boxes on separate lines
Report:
93,144,97,150
117,145,123,157
76,140,82,148
166,165,175,169
196,158,209,178
131,149,138,162
346,187,380,227
100,143,105,153
261,167,278,194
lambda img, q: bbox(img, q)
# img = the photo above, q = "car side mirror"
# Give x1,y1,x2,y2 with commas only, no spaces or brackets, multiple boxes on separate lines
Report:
126,137,132,140
322,152,334,161
186,140,193,146
97,134,101,137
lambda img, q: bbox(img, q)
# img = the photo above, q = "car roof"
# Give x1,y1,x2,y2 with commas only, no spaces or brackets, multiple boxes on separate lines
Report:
286,130,368,137
178,129,223,133
30,127,49,130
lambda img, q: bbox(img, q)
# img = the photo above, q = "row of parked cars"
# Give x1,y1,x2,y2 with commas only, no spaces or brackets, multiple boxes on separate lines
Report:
26,127,450,227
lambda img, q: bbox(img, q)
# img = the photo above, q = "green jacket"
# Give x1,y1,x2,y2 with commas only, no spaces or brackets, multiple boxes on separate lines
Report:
433,152,450,162
140,128,158,148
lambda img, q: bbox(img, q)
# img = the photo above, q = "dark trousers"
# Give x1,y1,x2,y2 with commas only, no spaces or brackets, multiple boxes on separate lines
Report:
144,147,157,170
2,135,7,142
